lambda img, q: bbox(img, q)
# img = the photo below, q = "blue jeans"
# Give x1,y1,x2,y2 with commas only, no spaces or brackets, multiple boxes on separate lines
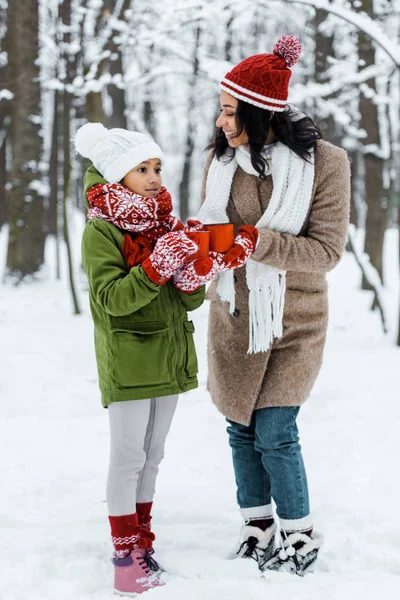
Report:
227,407,310,522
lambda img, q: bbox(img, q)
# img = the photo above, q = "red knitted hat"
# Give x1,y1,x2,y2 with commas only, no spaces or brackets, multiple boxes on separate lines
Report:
220,36,302,112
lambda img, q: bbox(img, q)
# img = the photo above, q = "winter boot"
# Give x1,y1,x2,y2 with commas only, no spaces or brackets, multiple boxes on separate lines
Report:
260,530,324,576
237,522,277,566
113,546,164,597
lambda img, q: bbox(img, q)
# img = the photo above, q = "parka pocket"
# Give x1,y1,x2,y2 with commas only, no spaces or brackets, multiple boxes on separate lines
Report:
111,322,170,388
183,320,198,378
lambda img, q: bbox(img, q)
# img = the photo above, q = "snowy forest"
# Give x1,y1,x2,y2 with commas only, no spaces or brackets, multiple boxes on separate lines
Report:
0,0,399,334
1,2,400,599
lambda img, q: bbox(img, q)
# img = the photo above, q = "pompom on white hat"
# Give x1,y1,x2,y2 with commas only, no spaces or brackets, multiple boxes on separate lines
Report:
74,123,164,184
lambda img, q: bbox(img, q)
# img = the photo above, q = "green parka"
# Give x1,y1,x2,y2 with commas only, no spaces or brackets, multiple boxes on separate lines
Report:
81,166,205,407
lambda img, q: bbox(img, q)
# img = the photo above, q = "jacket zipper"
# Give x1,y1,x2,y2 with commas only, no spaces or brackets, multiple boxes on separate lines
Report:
168,285,184,390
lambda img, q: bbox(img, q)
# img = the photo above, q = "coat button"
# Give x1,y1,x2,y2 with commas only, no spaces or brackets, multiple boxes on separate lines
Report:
233,309,240,317
140,338,145,343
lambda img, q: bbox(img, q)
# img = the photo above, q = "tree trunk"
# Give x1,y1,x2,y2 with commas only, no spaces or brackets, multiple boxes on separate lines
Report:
398,216,400,346
0,2,10,229
107,51,127,129
357,0,388,288
86,90,106,124
6,0,45,281
0,129,7,228
48,90,60,238
143,99,156,138
61,0,81,314
348,150,358,226
314,8,341,145
85,1,130,127
179,27,201,222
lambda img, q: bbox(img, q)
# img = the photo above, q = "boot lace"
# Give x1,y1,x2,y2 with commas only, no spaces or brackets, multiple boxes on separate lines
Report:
144,548,161,572
237,536,260,563
136,555,151,576
261,530,301,571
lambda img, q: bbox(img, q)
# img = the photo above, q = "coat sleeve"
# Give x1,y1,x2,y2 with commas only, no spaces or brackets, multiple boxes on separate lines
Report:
175,286,206,311
250,145,351,273
82,220,161,317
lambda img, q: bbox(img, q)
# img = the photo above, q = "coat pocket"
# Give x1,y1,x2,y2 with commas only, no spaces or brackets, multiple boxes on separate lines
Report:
183,320,198,378
111,322,170,388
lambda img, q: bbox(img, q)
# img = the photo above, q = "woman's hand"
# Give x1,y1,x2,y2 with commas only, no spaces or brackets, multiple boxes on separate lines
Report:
222,225,259,269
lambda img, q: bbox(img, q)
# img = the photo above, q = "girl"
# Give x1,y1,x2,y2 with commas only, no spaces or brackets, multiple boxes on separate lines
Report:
197,36,351,576
75,123,215,596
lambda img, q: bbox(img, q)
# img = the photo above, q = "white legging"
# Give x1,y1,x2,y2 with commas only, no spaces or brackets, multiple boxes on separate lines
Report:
107,396,178,517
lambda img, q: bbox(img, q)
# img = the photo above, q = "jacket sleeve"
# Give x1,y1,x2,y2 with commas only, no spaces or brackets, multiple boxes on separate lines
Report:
175,286,206,311
82,220,161,317
250,145,351,273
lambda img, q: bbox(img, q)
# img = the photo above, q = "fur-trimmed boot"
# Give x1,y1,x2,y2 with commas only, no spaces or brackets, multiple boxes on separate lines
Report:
237,522,277,566
260,530,324,577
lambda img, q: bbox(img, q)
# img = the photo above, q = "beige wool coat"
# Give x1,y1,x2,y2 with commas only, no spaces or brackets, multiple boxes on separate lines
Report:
201,140,351,426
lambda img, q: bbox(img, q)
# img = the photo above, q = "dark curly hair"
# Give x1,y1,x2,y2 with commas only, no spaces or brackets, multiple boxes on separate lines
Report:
209,101,322,179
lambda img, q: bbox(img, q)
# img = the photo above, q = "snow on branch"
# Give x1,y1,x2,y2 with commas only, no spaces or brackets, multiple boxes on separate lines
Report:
347,224,388,334
282,0,400,67
0,89,13,101
289,64,388,104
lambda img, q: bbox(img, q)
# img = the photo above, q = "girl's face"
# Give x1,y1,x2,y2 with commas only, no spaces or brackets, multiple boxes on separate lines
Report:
122,158,162,197
216,91,249,147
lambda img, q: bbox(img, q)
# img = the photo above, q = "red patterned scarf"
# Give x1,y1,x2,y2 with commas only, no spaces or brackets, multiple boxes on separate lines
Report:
87,183,184,268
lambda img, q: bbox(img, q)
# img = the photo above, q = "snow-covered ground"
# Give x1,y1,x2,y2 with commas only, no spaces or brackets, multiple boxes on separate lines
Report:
0,229,399,599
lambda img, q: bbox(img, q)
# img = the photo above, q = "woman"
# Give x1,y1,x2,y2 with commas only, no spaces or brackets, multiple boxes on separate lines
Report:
198,36,350,576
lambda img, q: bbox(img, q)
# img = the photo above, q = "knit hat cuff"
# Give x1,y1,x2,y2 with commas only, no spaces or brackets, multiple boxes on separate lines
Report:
220,77,287,112
103,142,164,183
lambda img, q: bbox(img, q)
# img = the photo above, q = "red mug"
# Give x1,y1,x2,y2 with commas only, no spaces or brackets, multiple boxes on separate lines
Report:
204,223,235,253
185,231,210,262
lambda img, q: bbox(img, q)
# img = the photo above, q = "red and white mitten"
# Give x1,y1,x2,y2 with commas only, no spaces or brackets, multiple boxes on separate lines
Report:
173,256,219,292
163,214,185,232
185,219,206,232
222,225,259,269
142,231,199,285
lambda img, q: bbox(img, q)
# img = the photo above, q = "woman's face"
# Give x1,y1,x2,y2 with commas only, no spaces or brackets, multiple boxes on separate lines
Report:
216,91,249,147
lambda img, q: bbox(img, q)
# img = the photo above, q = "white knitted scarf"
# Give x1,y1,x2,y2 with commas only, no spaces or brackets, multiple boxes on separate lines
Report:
197,143,315,353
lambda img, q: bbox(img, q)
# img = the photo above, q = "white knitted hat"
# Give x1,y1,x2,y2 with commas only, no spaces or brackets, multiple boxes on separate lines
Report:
74,123,164,184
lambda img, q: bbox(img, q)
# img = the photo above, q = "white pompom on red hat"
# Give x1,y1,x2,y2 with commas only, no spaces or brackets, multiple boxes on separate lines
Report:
74,123,164,183
220,35,302,111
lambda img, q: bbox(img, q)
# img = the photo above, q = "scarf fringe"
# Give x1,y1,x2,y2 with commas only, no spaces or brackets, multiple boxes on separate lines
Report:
248,271,286,354
217,270,236,314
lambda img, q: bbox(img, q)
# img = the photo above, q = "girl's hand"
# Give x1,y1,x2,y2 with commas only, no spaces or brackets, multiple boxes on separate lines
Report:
173,256,217,293
142,231,199,285
173,256,219,293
